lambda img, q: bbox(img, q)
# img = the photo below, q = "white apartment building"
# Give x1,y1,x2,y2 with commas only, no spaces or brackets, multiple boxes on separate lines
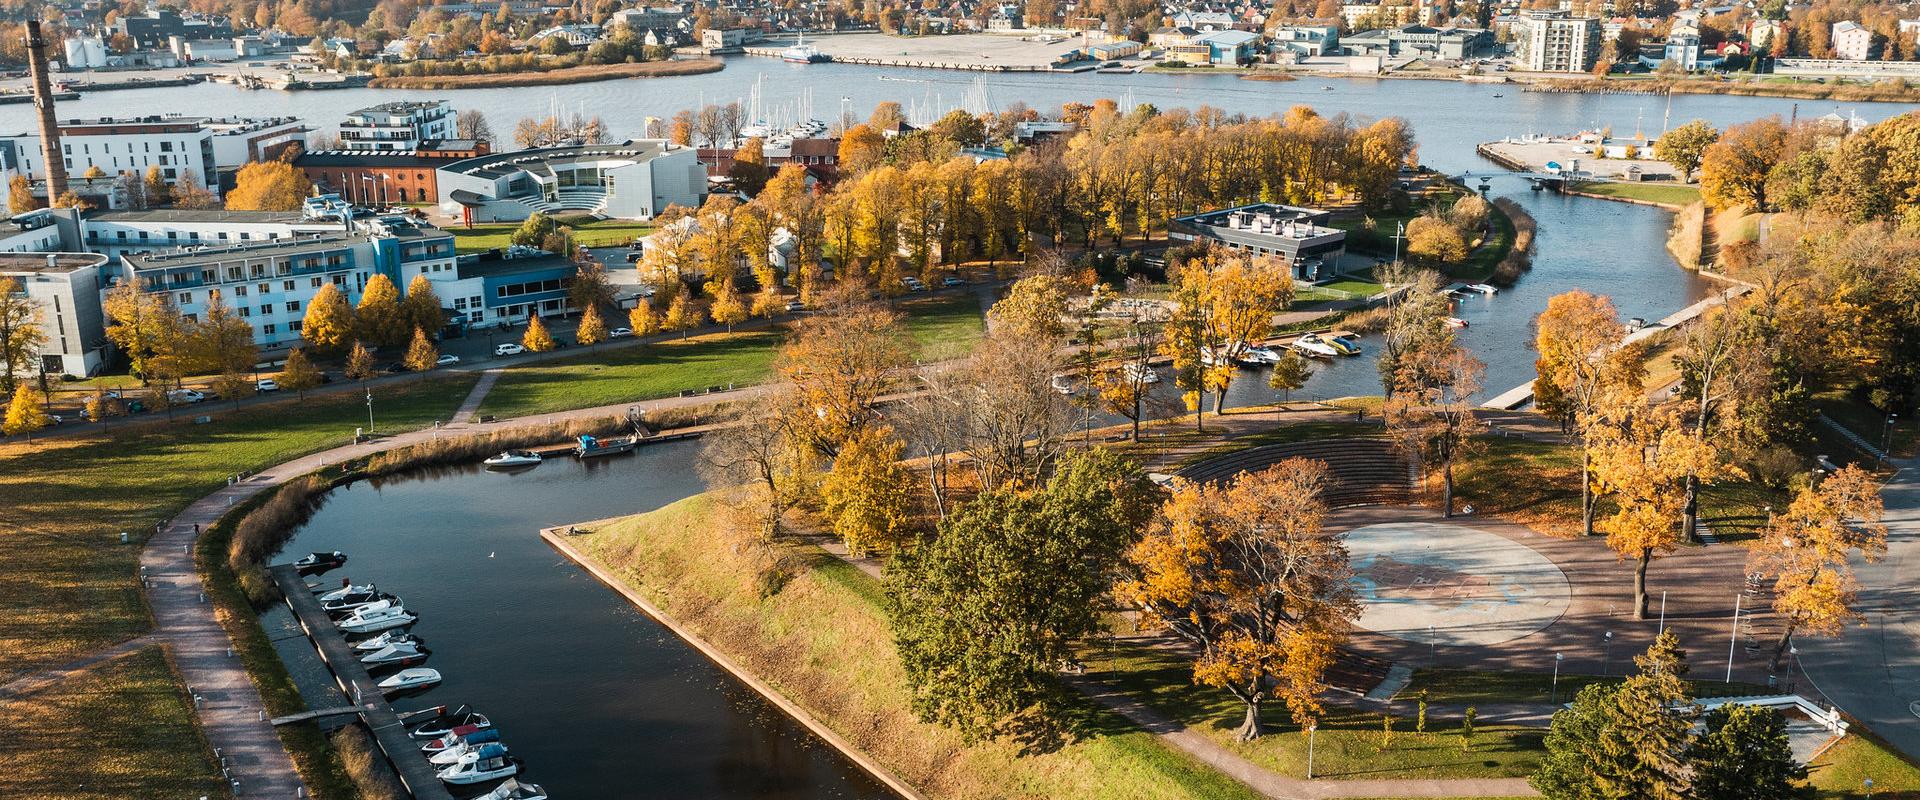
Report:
0,251,110,377
1832,21,1873,61
338,101,457,152
0,115,305,196
1516,10,1602,73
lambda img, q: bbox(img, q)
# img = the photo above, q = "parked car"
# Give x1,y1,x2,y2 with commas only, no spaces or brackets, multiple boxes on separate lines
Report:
255,379,280,393
494,343,526,356
784,300,806,313
608,327,634,339
942,276,965,287
436,354,461,366
166,389,205,404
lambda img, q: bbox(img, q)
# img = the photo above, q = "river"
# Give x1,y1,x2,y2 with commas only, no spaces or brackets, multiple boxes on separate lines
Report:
101,64,1920,797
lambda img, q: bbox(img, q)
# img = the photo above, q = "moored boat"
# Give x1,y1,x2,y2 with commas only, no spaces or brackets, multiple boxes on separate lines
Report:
337,603,417,634
481,778,549,800
1330,334,1365,356
429,731,505,765
573,433,639,458
376,667,442,694
437,743,518,785
1290,333,1341,358
483,450,543,468
352,630,422,652
1444,316,1470,329
409,704,492,739
316,581,374,603
323,590,397,616
294,551,347,572
359,641,431,668
420,723,485,753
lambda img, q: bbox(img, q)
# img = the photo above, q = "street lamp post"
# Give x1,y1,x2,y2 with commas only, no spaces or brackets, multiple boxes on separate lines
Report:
1551,653,1563,704
1882,414,1898,462
1305,723,1317,779
1864,778,1874,798
365,388,374,433
1603,631,1614,676
1391,221,1407,265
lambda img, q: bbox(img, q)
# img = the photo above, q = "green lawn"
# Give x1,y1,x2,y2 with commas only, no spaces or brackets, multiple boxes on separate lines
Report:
1807,732,1920,799
478,294,987,419
1451,199,1518,281
575,495,1264,799
1084,644,1547,780
1577,182,1703,208
1399,668,1771,705
0,376,476,682
0,647,227,800
451,215,656,253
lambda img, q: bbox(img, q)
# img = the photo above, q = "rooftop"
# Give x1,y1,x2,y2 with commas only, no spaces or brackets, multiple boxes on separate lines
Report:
1175,203,1339,239
348,101,452,116
457,252,577,279
440,140,677,181
123,231,374,271
89,209,310,225
0,252,110,274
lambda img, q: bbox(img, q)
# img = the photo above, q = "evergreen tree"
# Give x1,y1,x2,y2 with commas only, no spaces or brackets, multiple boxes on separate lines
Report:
522,315,556,352
1533,682,1621,800
1688,705,1811,800
403,326,439,371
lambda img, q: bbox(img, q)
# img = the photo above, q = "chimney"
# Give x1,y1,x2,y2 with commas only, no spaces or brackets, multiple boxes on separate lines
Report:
25,21,69,204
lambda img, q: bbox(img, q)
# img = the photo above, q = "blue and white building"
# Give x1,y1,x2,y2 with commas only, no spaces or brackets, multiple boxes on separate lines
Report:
437,140,706,223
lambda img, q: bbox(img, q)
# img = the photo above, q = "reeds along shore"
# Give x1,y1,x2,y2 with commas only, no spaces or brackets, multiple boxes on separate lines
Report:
366,58,722,89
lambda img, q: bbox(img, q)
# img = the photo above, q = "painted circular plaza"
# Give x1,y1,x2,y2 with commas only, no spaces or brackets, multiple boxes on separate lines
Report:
1344,522,1571,647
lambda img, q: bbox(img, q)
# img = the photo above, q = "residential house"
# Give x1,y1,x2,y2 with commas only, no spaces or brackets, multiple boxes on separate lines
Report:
1831,20,1872,60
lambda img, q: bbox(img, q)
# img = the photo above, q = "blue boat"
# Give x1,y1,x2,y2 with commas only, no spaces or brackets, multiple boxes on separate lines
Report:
574,433,639,458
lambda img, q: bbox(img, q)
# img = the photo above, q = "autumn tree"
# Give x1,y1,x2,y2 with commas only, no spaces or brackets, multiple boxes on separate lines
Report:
1653,119,1719,183
663,287,701,338
1534,290,1640,535
522,314,555,352
1384,348,1488,517
225,160,312,211
403,326,438,371
1376,266,1454,398
837,123,887,175
354,273,408,347
193,297,257,377
1095,306,1169,440
1748,465,1887,670
170,171,219,209
1269,352,1314,404
699,389,809,539
301,283,356,354
279,347,321,396
1120,459,1360,740
1591,400,1737,619
143,166,168,206
102,284,183,384
888,448,1155,740
0,277,47,395
344,340,377,381
569,260,616,316
708,279,747,332
455,108,494,144
819,424,915,555
1405,212,1469,264
402,274,444,335
776,302,911,456
987,273,1072,341
575,305,607,347
730,136,769,194
912,325,1071,490
1698,117,1788,211
7,175,37,214
628,300,661,341
3,384,50,436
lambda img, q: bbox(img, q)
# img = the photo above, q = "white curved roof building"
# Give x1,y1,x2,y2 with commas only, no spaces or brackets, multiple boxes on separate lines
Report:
437,140,706,223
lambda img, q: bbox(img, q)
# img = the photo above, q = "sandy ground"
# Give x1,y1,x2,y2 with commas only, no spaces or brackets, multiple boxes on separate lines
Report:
1480,138,1675,181
794,31,1093,68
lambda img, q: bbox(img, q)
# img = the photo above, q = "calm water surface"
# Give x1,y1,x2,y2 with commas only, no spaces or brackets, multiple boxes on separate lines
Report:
269,440,892,800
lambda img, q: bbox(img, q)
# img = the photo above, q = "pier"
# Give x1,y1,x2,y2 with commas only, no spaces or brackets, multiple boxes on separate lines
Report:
1481,286,1750,410
270,564,455,800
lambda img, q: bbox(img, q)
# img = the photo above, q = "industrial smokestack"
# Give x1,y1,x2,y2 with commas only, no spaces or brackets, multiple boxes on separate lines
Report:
25,21,69,204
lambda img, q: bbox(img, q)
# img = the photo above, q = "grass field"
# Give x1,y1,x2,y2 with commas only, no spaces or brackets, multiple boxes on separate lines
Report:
1399,668,1770,704
1085,644,1546,780
1576,182,1703,208
0,646,227,800
478,294,987,418
0,376,476,682
451,216,658,253
575,495,1264,800
1807,732,1920,798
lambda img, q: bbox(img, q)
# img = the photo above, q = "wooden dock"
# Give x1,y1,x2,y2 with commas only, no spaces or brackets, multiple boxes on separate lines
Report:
270,564,455,800
1481,286,1750,410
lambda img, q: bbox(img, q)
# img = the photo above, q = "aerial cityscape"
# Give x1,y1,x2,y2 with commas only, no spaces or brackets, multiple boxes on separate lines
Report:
0,0,1917,798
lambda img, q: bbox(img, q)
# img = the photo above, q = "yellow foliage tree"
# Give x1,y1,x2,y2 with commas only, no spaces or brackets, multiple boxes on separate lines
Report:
1406,213,1469,264
301,283,356,354
3,384,51,436
354,274,407,347
224,160,313,211
775,303,911,456
279,346,322,395
576,305,607,347
628,301,661,338
708,279,747,332
522,314,556,352
750,287,783,319
1748,465,1887,670
403,326,439,371
1591,399,1740,619
818,425,915,556
1119,458,1359,740
401,274,443,335
344,340,376,381
663,288,701,339
1534,290,1642,535
6,175,36,214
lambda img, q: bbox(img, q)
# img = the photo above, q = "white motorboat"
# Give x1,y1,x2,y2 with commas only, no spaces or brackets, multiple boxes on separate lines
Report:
323,590,396,616
430,732,506,765
410,704,493,739
352,630,421,653
1290,333,1342,358
360,641,431,668
438,744,518,785
338,603,417,634
483,450,543,468
1236,345,1284,366
1467,283,1498,295
316,581,374,603
482,778,549,800
377,667,442,694
1444,316,1470,329
421,724,486,753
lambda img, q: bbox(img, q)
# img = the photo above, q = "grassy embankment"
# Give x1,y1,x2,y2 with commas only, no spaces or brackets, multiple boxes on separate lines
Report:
478,293,986,418
0,647,228,800
573,495,1263,800
1529,74,1920,103
1572,182,1702,208
366,58,721,89
450,215,658,253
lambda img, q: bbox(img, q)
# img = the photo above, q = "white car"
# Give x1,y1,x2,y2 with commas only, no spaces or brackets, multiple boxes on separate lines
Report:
166,389,205,404
255,379,280,393
607,327,634,339
494,343,526,357
436,354,461,366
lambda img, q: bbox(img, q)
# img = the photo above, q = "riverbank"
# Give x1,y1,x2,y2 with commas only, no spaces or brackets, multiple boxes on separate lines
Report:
1526,74,1920,103
367,58,721,89
567,495,1265,799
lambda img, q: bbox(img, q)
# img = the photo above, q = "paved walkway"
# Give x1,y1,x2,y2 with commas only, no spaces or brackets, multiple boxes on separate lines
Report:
1797,455,1920,760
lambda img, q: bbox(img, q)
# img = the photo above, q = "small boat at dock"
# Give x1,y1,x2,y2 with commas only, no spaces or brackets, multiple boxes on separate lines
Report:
337,603,417,634
1444,316,1470,329
437,743,519,784
483,450,543,468
316,581,373,603
294,551,347,572
429,730,505,765
376,667,442,694
409,704,492,739
360,641,431,668
323,590,397,616
421,724,486,753
1291,333,1357,358
481,779,549,800
573,433,639,458
352,630,422,652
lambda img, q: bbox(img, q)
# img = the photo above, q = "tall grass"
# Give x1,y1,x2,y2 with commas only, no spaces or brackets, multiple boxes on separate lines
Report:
1666,202,1707,270
1489,198,1537,286
331,725,409,800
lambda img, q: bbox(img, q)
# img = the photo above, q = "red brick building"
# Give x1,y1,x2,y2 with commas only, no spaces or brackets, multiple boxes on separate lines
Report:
293,139,489,206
